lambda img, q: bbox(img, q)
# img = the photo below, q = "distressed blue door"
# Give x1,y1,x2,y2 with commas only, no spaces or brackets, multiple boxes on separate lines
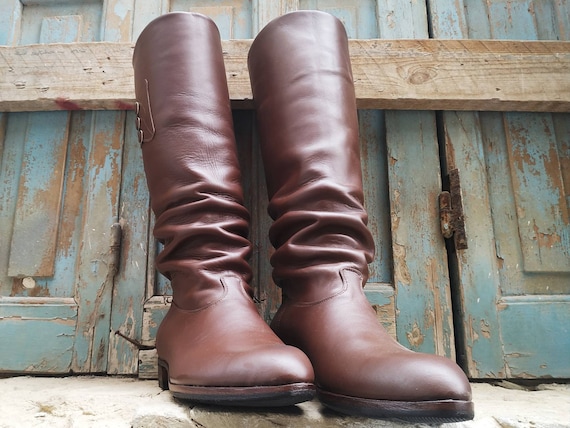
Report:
5,0,564,379
0,0,458,376
0,0,129,373
429,0,570,378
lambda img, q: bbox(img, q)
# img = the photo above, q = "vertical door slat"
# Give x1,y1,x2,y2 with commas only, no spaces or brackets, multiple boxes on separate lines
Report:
430,0,570,378
72,111,125,373
378,0,455,357
8,112,70,278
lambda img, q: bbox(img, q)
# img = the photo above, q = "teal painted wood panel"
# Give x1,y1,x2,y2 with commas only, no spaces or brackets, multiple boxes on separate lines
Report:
0,298,77,373
71,111,125,373
0,0,130,374
0,114,5,161
428,0,509,376
171,0,254,38
300,0,379,38
438,110,507,376
358,110,392,285
107,111,151,374
1,114,28,298
500,296,570,378
374,0,455,358
504,113,569,274
7,112,70,278
0,1,22,46
429,0,570,378
0,2,91,373
18,1,103,44
385,111,455,356
481,109,570,377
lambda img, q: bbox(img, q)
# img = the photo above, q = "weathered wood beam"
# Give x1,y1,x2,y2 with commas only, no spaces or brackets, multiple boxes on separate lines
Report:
1,39,569,112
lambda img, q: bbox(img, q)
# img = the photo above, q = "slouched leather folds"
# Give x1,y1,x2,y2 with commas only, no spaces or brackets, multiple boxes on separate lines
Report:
248,10,474,421
133,12,314,406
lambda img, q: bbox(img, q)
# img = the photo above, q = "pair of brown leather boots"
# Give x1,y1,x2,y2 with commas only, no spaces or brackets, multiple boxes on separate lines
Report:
132,11,473,422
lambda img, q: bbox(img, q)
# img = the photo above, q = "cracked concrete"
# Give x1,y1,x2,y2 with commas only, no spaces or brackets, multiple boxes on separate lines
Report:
0,377,568,427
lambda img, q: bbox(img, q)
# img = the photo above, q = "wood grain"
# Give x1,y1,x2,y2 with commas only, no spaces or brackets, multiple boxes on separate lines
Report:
1,39,568,112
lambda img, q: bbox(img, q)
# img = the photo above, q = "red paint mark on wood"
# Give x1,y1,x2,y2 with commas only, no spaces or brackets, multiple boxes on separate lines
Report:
55,98,82,110
115,101,135,110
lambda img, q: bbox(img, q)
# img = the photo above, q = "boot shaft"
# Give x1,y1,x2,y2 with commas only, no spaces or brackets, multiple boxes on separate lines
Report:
133,12,253,307
133,12,242,214
248,11,375,297
248,11,363,203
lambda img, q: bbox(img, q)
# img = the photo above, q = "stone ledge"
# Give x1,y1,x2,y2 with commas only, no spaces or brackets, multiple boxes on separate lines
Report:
0,376,568,428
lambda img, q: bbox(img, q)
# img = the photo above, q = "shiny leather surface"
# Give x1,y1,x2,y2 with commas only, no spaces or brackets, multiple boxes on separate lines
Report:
133,12,313,389
272,268,471,401
161,276,313,387
248,10,472,403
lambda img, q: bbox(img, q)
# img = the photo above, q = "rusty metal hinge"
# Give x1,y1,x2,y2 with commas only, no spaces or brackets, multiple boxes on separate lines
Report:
108,222,123,278
439,168,468,250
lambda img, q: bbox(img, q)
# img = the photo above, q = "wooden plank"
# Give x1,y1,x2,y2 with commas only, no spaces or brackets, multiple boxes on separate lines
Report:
104,0,147,376
498,296,570,378
364,283,397,339
0,113,27,297
504,112,570,273
138,348,158,380
7,0,80,279
71,111,124,373
441,110,507,377
358,110,392,284
386,110,455,358
0,297,77,373
0,113,6,184
430,0,570,379
377,0,456,359
0,0,22,46
428,0,507,378
7,112,69,277
141,296,169,347
107,111,150,375
0,39,569,112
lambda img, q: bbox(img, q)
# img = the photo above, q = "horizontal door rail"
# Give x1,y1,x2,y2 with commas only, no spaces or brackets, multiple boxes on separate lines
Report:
1,39,569,112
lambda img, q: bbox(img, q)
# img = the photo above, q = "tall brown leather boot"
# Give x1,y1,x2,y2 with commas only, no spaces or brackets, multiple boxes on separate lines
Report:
248,11,474,421
133,12,314,406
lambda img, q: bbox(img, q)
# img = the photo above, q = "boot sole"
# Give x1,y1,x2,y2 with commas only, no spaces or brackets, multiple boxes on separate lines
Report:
158,359,316,407
318,389,475,423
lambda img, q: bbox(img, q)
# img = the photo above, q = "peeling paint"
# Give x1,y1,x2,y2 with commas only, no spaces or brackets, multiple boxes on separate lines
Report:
426,257,448,355
393,243,411,286
480,319,491,339
532,221,561,248
406,322,425,348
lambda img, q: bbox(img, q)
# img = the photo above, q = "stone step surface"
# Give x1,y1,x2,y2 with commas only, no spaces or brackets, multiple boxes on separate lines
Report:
0,376,568,428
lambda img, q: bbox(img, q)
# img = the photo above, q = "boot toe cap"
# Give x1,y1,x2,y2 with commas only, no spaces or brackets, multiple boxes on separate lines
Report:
168,343,314,388
372,353,472,402
237,344,315,386
319,351,471,402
